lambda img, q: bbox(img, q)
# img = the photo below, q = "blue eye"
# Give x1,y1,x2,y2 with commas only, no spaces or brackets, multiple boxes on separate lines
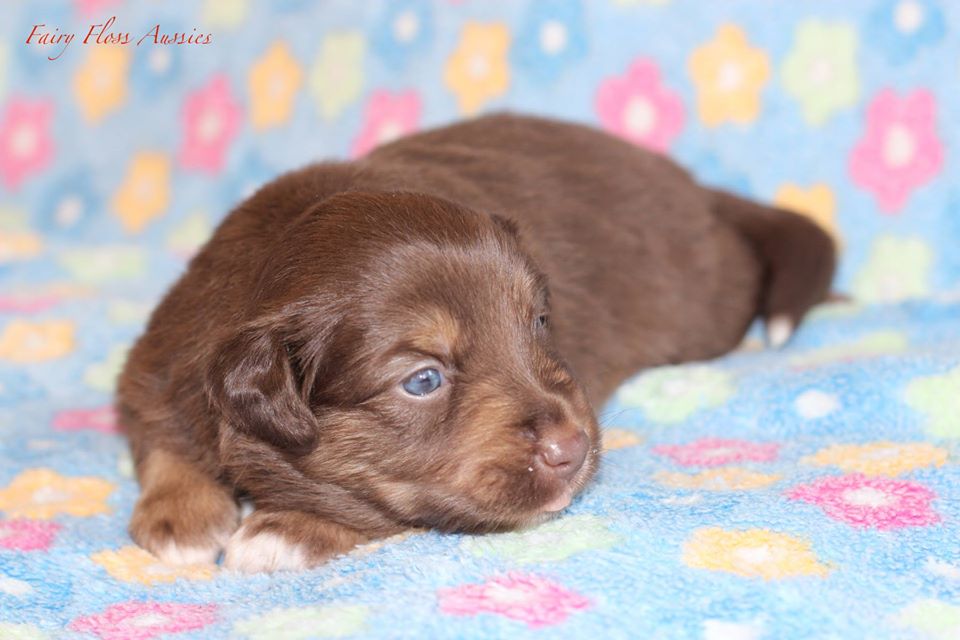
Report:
402,367,443,396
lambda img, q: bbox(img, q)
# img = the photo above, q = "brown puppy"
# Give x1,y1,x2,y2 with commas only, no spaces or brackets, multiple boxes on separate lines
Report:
118,114,835,572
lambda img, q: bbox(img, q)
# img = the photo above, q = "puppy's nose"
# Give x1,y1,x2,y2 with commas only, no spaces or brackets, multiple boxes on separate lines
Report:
538,428,589,480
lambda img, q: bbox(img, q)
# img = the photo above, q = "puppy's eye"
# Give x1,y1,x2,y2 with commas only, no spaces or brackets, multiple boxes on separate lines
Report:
402,367,444,396
535,314,549,330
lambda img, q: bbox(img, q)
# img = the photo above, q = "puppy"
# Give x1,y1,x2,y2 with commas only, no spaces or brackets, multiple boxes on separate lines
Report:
118,114,835,572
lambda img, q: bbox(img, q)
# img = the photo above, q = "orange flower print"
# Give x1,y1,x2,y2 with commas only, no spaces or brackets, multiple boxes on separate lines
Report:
72,45,132,122
602,428,643,451
92,546,215,585
683,527,830,579
0,468,113,519
688,24,770,126
774,183,841,246
0,319,75,363
248,41,304,129
804,442,947,477
656,468,781,491
0,231,43,263
111,152,171,233
444,23,511,114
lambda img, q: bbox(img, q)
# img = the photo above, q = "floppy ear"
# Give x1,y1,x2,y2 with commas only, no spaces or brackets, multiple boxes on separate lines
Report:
490,213,520,237
205,322,318,450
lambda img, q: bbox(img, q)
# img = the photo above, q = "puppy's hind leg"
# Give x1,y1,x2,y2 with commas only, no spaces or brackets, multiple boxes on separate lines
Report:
129,449,240,565
709,189,838,347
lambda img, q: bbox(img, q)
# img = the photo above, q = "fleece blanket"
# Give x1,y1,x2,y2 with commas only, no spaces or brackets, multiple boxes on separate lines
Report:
2,1,959,638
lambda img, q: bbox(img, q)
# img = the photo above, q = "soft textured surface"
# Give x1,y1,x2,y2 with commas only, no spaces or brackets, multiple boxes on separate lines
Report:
2,1,960,638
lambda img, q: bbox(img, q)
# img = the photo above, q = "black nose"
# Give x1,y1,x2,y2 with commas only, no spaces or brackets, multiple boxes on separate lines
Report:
538,428,589,480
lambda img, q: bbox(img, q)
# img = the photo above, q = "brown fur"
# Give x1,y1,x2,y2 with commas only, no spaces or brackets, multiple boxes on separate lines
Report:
119,114,835,569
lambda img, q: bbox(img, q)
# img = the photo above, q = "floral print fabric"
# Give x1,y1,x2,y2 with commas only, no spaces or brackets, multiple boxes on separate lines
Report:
1,1,959,638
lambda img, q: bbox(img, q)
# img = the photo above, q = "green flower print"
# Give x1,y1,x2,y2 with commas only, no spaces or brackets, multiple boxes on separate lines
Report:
58,246,146,285
200,0,248,29
905,366,960,438
0,623,47,640
781,20,859,126
84,344,129,392
462,514,621,564
898,599,960,640
234,605,368,640
617,365,735,423
804,301,862,322
310,31,366,121
853,236,932,303
790,330,907,367
0,42,7,100
106,300,153,325
167,212,211,257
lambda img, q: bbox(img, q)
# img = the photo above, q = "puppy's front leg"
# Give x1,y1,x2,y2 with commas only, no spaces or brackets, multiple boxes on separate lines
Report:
223,510,368,573
130,449,240,565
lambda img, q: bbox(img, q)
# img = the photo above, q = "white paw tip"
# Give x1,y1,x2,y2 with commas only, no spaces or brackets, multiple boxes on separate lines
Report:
154,541,220,566
223,529,309,574
766,315,794,349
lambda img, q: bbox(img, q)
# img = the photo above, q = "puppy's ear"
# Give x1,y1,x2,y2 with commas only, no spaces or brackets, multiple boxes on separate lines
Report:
490,213,520,237
206,322,318,450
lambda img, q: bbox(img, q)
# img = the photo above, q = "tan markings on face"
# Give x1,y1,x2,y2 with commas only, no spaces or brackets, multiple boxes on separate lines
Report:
402,305,460,359
445,380,540,507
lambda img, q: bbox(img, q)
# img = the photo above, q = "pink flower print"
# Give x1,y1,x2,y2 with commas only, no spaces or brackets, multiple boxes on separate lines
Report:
351,90,422,158
53,406,118,434
849,89,943,212
787,474,940,530
0,293,62,313
0,97,55,190
595,59,685,152
0,519,61,551
653,438,779,467
438,573,590,628
74,0,121,15
179,75,242,173
69,602,217,640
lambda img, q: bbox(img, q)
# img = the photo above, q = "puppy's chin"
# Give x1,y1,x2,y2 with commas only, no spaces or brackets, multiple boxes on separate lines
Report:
391,446,600,533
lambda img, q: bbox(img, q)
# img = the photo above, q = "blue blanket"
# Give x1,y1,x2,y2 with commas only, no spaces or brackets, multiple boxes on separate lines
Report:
2,1,959,638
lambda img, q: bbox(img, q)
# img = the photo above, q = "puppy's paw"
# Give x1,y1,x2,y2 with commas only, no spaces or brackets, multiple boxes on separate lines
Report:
129,481,240,566
223,525,310,573
221,510,369,574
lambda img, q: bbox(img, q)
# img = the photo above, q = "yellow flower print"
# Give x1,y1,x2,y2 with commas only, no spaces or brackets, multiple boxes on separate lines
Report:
111,152,171,233
602,428,644,451
92,546,215,585
444,23,511,115
805,442,947,477
683,528,830,579
72,46,131,122
0,468,113,519
656,468,781,491
774,183,841,246
0,319,74,363
249,41,304,129
688,24,770,126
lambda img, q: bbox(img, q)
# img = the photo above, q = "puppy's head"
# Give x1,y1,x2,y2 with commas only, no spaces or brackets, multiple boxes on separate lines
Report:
208,192,599,532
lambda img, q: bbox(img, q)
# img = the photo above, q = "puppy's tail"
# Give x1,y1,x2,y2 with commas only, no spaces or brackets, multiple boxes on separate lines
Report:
709,189,837,348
